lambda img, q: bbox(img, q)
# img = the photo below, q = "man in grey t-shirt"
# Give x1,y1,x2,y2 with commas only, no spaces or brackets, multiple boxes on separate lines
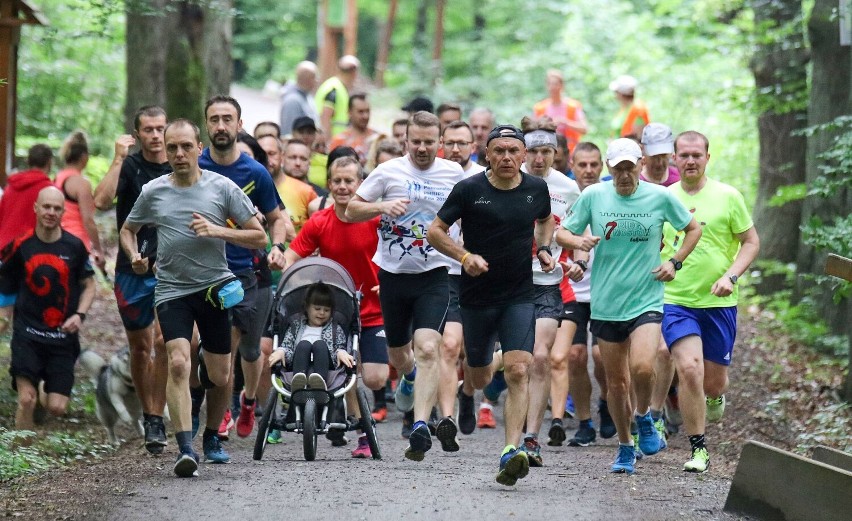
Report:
120,119,266,478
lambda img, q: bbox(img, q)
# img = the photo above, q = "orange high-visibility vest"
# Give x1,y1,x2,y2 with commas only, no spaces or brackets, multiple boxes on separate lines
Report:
533,97,584,151
618,100,650,138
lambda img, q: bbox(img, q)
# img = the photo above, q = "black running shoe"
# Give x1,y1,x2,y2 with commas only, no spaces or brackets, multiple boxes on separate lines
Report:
436,416,460,452
568,423,597,447
404,422,432,461
547,418,566,446
458,390,476,435
145,416,167,454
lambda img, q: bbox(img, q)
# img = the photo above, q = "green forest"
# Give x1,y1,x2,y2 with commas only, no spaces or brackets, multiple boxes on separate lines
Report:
14,0,852,399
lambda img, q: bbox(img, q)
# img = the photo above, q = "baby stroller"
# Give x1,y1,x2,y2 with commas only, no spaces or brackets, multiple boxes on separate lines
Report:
253,257,381,461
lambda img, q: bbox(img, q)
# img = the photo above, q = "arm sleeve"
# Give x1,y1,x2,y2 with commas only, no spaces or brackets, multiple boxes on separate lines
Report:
125,188,151,226
227,182,259,226
536,183,552,221
354,169,387,203
729,190,754,234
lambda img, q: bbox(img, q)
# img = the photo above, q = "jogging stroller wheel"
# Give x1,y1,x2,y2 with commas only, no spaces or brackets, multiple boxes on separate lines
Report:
357,387,382,460
303,397,318,461
253,388,278,461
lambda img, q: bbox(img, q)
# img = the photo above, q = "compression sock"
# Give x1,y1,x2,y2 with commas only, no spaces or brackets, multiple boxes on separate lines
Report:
688,434,706,451
175,431,193,454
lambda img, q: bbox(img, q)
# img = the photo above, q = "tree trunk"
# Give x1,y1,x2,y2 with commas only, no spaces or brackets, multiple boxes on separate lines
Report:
431,0,445,86
374,0,397,87
748,0,808,294
125,0,232,133
799,0,851,396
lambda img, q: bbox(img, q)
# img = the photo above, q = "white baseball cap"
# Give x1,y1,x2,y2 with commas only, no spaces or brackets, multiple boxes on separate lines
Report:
609,75,638,95
606,138,643,167
641,123,675,156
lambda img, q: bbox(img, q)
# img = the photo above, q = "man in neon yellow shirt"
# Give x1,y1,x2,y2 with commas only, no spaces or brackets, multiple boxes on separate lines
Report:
661,131,760,473
315,55,360,140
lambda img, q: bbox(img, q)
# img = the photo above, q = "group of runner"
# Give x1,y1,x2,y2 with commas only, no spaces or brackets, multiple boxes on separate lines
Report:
1,68,758,483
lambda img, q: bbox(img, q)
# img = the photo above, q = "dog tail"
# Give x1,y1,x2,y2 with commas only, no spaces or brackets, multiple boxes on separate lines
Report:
78,349,107,382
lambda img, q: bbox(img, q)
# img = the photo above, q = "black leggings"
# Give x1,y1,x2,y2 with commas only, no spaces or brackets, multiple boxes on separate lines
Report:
292,340,332,383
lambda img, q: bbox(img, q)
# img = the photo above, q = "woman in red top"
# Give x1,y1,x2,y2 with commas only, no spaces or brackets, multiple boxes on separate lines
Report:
278,155,386,457
55,131,106,273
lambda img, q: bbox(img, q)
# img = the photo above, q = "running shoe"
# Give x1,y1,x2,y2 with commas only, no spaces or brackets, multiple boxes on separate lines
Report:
145,416,167,454
404,422,432,461
202,434,231,463
636,412,662,456
371,405,388,423
401,410,414,438
599,399,616,439
266,429,283,444
236,391,255,438
496,446,530,486
326,428,349,447
653,417,668,450
611,445,636,474
521,436,543,467
457,390,476,435
568,423,597,447
174,451,199,478
307,373,327,391
395,375,415,412
705,395,726,423
436,416,460,452
477,407,497,429
564,394,576,419
218,409,233,441
547,418,566,446
351,436,372,458
683,446,710,473
291,372,307,392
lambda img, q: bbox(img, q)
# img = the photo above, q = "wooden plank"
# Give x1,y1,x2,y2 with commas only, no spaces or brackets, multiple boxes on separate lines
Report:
725,441,852,521
825,253,852,281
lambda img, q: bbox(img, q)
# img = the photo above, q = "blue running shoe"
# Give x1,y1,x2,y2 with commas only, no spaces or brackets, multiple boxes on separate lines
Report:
174,451,199,478
496,446,530,486
564,394,576,419
636,412,662,456
203,434,231,463
404,422,432,461
266,429,283,444
395,375,415,413
611,445,636,474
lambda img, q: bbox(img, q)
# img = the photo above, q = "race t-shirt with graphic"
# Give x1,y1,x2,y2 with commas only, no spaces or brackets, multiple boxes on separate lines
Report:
356,155,464,274
289,207,383,327
523,166,581,285
661,178,753,308
115,151,172,274
0,230,94,345
447,163,486,276
199,149,282,273
563,181,692,321
125,170,258,306
438,172,551,307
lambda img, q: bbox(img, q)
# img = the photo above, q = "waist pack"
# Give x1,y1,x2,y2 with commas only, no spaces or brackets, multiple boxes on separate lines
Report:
205,277,244,310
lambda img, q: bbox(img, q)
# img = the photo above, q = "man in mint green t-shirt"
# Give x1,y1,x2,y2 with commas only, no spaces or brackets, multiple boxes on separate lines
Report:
660,131,760,474
557,138,701,475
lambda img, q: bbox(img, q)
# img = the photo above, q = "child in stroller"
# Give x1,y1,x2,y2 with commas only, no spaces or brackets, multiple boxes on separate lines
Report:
268,282,355,390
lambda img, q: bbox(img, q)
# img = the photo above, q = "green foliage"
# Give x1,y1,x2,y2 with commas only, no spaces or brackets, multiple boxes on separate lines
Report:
0,428,114,482
17,0,125,160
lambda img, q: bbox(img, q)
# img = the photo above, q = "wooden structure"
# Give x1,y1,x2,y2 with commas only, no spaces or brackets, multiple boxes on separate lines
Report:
0,0,45,187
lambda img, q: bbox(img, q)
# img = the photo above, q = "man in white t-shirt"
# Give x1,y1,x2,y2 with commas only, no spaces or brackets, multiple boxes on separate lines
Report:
517,120,582,467
346,111,465,462
440,121,486,435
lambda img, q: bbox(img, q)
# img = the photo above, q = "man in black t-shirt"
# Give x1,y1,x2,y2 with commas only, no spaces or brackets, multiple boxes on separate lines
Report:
0,187,95,430
428,125,556,487
93,106,171,453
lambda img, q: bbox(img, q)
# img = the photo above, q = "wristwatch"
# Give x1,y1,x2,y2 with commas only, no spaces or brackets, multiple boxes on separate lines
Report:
728,274,739,284
273,243,287,253
669,258,683,271
575,260,588,272
537,245,552,256
75,312,87,322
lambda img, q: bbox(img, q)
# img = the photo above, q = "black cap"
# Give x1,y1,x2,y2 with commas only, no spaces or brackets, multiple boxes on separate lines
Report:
402,96,434,114
487,125,525,146
292,116,317,132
